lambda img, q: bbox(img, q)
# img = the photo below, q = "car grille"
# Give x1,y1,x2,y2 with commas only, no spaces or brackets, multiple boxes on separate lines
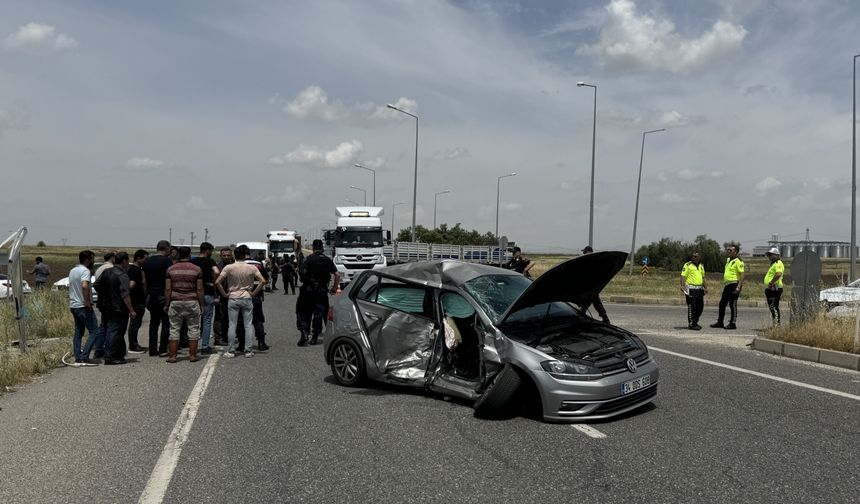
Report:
594,349,650,375
592,385,658,416
344,263,375,270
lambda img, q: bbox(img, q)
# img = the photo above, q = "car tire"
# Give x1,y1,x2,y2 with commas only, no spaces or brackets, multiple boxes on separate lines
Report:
473,364,523,419
329,339,366,387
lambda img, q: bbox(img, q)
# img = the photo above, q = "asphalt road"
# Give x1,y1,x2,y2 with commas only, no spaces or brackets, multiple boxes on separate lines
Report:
0,294,858,504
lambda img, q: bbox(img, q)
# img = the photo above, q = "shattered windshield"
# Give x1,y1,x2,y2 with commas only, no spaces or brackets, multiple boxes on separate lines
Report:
336,227,383,248
269,241,295,254
462,274,531,320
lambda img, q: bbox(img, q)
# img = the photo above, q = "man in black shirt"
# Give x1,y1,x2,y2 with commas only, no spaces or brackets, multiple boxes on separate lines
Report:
98,252,136,364
505,247,535,278
126,249,149,353
143,240,173,356
212,246,233,346
296,239,340,346
192,242,218,354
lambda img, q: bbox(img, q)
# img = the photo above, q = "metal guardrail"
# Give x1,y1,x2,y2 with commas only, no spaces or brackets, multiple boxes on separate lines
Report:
383,242,513,264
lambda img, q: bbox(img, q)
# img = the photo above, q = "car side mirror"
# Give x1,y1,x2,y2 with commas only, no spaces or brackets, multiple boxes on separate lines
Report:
385,230,392,245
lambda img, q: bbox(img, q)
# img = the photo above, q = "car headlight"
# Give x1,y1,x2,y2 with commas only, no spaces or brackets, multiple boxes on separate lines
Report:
375,255,385,264
334,256,342,265
540,359,600,380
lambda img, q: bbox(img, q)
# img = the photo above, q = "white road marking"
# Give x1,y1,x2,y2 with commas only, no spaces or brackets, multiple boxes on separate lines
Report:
649,346,860,402
573,424,607,439
138,354,220,504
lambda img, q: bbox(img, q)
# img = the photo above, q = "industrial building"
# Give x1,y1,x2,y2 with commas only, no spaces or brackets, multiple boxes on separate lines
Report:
752,239,857,258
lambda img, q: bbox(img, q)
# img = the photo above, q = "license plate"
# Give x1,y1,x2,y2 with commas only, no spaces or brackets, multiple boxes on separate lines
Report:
621,375,650,395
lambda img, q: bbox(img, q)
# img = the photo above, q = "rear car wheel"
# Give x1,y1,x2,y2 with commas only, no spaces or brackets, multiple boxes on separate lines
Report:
330,339,366,387
473,364,523,419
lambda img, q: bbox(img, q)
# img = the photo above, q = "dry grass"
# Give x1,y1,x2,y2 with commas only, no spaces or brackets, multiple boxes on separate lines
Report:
763,316,860,355
0,340,68,391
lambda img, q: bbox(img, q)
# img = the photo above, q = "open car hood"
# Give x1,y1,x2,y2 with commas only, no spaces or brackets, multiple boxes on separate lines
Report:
499,251,627,323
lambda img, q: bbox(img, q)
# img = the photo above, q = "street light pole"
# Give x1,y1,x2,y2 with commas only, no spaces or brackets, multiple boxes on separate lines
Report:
387,104,419,241
433,190,451,229
349,185,367,206
354,163,376,206
629,128,666,275
495,173,517,241
578,81,598,248
852,54,859,281
392,202,406,240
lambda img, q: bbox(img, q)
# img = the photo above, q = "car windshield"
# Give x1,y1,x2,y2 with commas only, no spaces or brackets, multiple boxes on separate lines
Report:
849,279,860,288
269,241,294,254
463,273,582,326
336,227,383,248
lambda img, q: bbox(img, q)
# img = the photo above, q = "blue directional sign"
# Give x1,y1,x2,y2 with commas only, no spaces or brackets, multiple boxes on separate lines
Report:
642,256,650,265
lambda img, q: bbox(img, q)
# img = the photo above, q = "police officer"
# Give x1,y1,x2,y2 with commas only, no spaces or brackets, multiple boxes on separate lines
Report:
680,251,707,330
764,247,784,326
710,244,745,330
505,246,535,278
296,239,340,346
580,246,610,324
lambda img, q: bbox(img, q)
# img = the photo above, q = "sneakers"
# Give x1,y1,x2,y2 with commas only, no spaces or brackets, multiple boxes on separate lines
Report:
709,322,724,328
128,345,147,354
245,351,254,358
223,351,235,358
200,347,215,355
258,343,269,352
724,323,737,330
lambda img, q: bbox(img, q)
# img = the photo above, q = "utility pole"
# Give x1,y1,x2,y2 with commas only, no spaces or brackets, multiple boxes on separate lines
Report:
190,231,195,247
169,227,172,243
204,228,209,243
61,237,68,246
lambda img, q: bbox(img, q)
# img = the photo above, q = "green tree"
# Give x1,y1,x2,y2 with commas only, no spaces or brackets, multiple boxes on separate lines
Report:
635,235,726,272
396,223,497,245
36,240,46,247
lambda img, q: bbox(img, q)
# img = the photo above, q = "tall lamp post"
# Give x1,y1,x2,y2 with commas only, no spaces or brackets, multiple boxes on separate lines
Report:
387,103,419,241
577,81,598,248
851,54,859,281
354,163,376,206
433,190,451,229
392,201,406,240
349,185,367,206
629,128,666,275
495,173,517,241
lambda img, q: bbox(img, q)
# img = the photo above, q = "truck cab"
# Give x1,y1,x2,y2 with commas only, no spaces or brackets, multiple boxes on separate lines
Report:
267,229,299,260
333,207,389,284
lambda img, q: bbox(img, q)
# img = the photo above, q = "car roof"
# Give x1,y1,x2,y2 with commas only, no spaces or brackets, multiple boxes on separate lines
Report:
379,260,519,289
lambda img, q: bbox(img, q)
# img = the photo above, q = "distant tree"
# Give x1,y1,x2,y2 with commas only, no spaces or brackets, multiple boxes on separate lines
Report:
396,223,498,245
36,240,46,247
635,235,724,271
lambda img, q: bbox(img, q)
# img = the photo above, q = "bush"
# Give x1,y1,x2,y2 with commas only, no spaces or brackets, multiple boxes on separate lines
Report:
36,240,46,247
635,235,731,272
396,224,498,245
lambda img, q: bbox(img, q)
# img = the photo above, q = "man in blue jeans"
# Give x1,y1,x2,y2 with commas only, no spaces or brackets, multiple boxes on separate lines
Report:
192,242,218,355
68,250,99,366
215,245,266,358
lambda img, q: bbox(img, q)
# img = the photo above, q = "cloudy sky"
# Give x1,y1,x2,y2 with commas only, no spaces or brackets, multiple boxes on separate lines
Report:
1,0,857,252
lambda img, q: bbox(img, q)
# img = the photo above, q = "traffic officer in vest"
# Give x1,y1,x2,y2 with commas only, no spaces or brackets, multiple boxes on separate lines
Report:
296,239,340,346
710,244,745,330
680,251,707,330
764,247,784,326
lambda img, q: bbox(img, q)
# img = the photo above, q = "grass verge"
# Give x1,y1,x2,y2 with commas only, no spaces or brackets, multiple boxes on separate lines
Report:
0,340,69,391
762,316,860,355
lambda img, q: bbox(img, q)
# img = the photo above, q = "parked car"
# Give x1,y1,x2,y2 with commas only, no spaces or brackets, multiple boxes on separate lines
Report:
820,278,860,309
324,251,659,422
0,274,33,299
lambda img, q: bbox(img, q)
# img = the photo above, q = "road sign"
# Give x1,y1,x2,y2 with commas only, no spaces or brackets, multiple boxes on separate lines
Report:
642,256,650,265
641,265,649,276
790,250,821,324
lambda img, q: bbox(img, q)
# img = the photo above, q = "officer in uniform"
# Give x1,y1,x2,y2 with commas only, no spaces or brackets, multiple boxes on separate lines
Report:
763,247,784,326
296,239,340,346
505,247,535,278
680,251,707,330
711,244,745,330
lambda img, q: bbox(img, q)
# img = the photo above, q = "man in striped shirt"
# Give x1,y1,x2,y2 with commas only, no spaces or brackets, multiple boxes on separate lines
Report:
165,247,203,363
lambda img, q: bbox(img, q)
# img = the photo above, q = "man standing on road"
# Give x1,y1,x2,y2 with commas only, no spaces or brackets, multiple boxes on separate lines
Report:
296,239,339,346
99,252,136,365
282,255,296,295
143,240,173,356
192,242,218,355
764,247,784,326
711,244,745,330
505,247,535,278
216,245,266,358
212,247,234,346
68,250,99,366
165,247,204,363
27,257,51,288
126,249,149,354
680,251,707,330
579,246,610,324
88,251,116,360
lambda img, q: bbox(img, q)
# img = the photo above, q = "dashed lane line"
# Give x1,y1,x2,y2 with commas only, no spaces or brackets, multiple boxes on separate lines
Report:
649,346,860,402
573,425,608,439
138,354,220,504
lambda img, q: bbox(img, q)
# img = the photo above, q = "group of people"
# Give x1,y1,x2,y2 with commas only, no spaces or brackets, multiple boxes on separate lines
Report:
680,244,784,330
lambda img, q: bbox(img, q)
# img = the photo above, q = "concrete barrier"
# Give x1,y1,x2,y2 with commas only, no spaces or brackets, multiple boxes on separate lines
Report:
751,337,860,371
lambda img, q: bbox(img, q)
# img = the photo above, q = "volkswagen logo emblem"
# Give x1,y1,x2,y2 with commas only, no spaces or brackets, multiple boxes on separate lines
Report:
356,255,363,261
626,358,637,373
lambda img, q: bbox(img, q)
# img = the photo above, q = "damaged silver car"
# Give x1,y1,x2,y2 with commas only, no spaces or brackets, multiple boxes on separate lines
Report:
323,251,659,422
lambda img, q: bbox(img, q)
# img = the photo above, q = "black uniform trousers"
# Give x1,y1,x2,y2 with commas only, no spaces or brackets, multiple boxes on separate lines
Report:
716,283,740,325
296,285,329,336
685,287,704,326
146,295,170,355
105,311,129,361
765,287,783,324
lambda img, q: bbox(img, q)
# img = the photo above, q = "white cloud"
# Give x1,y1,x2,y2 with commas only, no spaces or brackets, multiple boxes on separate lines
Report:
658,192,691,204
3,22,78,51
427,147,471,163
273,140,364,168
124,157,165,170
279,86,417,124
503,202,522,211
677,169,699,181
603,108,704,128
184,196,213,211
0,104,30,138
675,169,724,181
578,0,746,73
356,156,387,169
258,185,307,206
754,176,782,196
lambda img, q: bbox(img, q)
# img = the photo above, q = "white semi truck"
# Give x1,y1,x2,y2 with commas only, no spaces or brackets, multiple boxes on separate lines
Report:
267,229,301,259
332,207,389,284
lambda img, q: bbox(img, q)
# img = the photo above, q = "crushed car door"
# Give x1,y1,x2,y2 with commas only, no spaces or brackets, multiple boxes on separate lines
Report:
354,276,437,382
